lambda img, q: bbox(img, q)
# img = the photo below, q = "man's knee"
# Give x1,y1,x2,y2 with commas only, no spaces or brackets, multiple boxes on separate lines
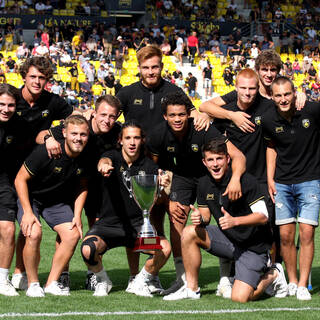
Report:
181,225,197,243
81,236,99,266
0,221,15,244
25,227,42,245
160,238,171,259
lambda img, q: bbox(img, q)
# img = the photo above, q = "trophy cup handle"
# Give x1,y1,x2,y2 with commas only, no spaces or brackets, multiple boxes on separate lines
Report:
122,170,133,198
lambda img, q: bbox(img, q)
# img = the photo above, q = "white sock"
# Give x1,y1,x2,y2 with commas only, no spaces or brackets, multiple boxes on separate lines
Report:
174,257,185,281
219,258,232,278
94,269,108,282
138,266,152,281
0,268,9,282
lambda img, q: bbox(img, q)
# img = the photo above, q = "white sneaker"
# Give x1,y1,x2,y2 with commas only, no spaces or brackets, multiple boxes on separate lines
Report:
147,276,164,294
125,276,135,293
11,273,28,290
288,282,298,296
0,280,19,296
44,281,70,296
162,278,185,296
296,286,311,300
272,263,288,298
58,272,70,291
26,282,45,298
216,277,232,299
163,285,200,301
93,280,112,297
129,276,153,297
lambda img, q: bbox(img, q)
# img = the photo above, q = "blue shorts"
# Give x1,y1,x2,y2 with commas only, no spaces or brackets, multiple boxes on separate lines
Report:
275,180,320,226
189,90,195,97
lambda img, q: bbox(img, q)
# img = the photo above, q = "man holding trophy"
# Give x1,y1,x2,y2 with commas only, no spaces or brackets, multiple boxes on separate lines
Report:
81,120,171,297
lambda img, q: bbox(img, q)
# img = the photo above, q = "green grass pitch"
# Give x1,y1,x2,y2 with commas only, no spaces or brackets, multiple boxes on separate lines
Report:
1,216,320,320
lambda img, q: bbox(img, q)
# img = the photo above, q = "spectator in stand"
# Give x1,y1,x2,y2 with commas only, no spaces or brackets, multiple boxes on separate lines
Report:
35,0,46,14
293,58,302,75
102,29,113,58
59,49,72,67
203,60,213,99
173,34,184,67
186,72,197,101
65,85,79,108
187,31,199,67
85,64,96,87
41,28,50,48
160,39,171,56
104,72,115,95
250,43,260,59
223,67,234,86
97,64,108,86
4,27,13,52
302,53,313,74
86,36,98,60
35,41,49,57
279,31,290,54
16,42,30,60
114,49,124,78
117,36,128,57
79,95,91,110
219,38,228,65
69,63,80,93
307,64,317,81
114,79,122,95
199,54,208,72
5,56,17,73
50,80,63,96
175,73,186,90
283,58,292,73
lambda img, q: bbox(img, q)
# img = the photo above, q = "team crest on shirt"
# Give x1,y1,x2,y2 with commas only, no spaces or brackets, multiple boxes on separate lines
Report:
120,166,125,172
171,192,177,201
133,99,143,105
191,144,199,152
53,167,62,173
206,194,214,200
76,168,83,175
167,146,175,152
229,122,235,128
16,111,22,116
275,126,284,133
302,119,310,128
255,116,261,125
42,110,49,118
5,136,13,144
138,170,146,176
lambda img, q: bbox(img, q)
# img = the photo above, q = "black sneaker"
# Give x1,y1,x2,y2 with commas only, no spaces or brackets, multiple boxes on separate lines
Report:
85,273,97,291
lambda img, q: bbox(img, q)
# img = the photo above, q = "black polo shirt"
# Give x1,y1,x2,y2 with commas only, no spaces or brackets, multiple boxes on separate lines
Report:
24,142,88,205
221,90,237,104
147,118,225,178
197,169,272,254
261,101,320,184
214,96,272,183
116,79,194,134
7,89,73,178
99,149,158,225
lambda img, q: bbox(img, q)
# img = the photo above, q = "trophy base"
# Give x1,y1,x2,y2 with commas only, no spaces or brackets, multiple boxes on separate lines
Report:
133,236,162,252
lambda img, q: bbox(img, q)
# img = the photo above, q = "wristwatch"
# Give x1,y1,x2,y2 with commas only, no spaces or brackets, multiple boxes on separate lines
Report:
44,133,52,143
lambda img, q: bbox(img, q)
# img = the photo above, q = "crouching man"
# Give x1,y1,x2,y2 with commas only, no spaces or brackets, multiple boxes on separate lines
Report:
15,115,90,297
81,120,171,297
164,138,288,302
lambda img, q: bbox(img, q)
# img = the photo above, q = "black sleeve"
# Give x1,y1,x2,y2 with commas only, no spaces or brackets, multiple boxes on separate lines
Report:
213,118,228,134
49,123,64,140
197,177,208,207
221,90,237,104
241,174,265,208
204,124,226,143
24,145,50,176
52,95,73,120
146,127,163,157
100,149,118,162
116,87,129,114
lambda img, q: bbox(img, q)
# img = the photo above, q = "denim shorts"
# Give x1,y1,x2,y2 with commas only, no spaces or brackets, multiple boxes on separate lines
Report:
275,180,320,226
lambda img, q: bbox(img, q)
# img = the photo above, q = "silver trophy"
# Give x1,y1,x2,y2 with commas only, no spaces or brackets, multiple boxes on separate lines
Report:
122,172,162,252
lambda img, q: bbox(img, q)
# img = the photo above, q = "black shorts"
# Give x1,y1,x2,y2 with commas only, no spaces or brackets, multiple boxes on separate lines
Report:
206,225,269,290
85,219,142,253
169,175,198,206
17,199,74,230
0,172,16,222
84,181,102,219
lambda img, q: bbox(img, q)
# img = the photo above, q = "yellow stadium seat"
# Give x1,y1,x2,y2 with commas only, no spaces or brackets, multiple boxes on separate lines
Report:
101,10,108,17
67,9,75,16
59,9,67,15
66,2,72,8
53,9,59,15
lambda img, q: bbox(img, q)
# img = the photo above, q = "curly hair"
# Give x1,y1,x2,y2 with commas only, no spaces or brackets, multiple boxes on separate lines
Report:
255,50,282,73
161,91,193,115
19,56,54,80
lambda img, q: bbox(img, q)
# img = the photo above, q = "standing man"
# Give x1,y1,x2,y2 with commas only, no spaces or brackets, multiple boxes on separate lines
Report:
173,34,184,67
187,31,199,67
163,138,287,302
15,115,90,297
262,76,320,300
0,84,21,296
116,45,210,135
81,121,171,297
186,72,198,101
147,91,246,296
203,61,213,100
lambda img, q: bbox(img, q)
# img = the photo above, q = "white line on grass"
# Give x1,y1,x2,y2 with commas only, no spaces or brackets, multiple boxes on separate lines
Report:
1,308,320,317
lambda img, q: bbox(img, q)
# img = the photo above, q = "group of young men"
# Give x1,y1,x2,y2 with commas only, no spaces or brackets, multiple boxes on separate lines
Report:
0,45,319,303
